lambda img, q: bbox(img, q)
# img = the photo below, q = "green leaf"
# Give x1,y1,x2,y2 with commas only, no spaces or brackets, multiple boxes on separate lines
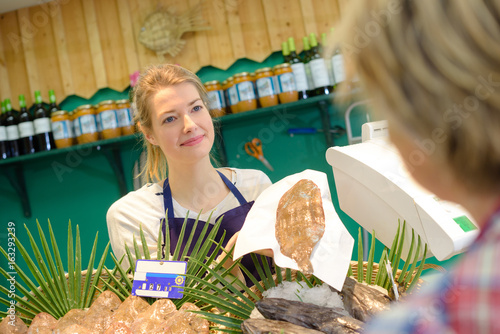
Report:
157,223,163,261
374,248,388,287
408,243,428,292
67,221,75,308
109,253,133,293
139,224,150,260
179,211,202,260
132,234,142,264
47,219,71,310
357,227,363,282
392,220,406,278
275,264,283,283
23,223,65,317
403,235,422,288
84,242,110,308
398,229,415,284
172,213,190,260
36,220,69,311
347,263,353,277
183,286,250,319
1,231,60,317
365,230,376,284
75,225,82,309
79,232,98,309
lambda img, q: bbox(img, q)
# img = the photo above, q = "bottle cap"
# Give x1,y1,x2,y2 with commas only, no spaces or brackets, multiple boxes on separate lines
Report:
19,94,26,108
288,37,296,52
303,36,310,50
35,90,43,104
282,41,290,56
309,33,318,47
49,89,56,103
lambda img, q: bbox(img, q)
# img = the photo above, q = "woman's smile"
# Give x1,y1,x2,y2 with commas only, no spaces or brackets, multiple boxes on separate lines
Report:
181,134,205,146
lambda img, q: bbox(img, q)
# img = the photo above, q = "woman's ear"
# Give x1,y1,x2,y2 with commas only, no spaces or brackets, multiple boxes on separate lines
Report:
139,122,158,146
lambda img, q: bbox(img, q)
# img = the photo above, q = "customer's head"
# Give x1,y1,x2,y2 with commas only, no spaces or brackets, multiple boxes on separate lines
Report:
334,0,500,195
132,64,211,181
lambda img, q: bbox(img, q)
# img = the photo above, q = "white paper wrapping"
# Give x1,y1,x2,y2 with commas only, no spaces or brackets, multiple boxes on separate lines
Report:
234,169,354,290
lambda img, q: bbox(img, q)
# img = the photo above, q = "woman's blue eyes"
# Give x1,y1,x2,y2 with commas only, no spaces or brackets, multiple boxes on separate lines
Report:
163,105,203,123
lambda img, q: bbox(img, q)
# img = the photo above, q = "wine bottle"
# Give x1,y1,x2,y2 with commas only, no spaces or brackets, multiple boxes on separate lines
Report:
4,98,21,157
281,41,291,63
0,101,9,159
18,94,37,155
47,89,59,114
321,32,336,89
287,37,310,100
33,90,56,151
309,33,333,96
330,29,346,87
301,36,315,97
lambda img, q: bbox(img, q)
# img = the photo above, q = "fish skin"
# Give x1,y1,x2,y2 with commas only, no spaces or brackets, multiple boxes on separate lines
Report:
276,179,325,274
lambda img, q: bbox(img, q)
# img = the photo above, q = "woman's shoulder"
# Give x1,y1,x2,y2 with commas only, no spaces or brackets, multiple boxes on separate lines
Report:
225,167,272,185
107,182,164,217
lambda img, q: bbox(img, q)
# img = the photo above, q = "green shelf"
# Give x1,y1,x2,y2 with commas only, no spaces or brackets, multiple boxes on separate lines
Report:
0,134,140,167
1,92,352,218
0,134,142,218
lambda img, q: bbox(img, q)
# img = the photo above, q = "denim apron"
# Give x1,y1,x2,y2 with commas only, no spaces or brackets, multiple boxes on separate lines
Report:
160,170,270,286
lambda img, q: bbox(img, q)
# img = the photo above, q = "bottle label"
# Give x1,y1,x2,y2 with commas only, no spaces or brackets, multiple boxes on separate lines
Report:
117,108,133,127
332,54,346,84
98,110,119,130
6,125,19,140
18,121,35,138
277,72,296,93
256,77,278,98
310,58,331,88
290,63,309,91
207,90,225,110
228,86,239,106
0,126,7,141
304,63,315,91
77,114,97,135
236,81,256,101
52,120,73,140
34,118,52,134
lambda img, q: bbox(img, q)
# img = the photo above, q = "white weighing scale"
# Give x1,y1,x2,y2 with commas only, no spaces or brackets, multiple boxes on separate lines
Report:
326,121,478,261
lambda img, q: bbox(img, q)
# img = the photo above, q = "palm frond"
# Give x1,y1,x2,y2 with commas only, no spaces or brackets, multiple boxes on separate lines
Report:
0,220,109,324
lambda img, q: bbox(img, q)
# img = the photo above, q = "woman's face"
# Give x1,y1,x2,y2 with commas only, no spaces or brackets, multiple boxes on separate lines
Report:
144,82,214,166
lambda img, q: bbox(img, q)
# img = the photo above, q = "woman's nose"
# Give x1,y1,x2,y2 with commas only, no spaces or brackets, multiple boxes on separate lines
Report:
183,114,197,132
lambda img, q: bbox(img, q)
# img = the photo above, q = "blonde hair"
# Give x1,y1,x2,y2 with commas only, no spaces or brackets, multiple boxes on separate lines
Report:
332,0,500,193
132,64,210,182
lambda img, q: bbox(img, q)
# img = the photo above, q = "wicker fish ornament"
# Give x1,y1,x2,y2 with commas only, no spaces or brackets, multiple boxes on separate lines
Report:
138,4,210,60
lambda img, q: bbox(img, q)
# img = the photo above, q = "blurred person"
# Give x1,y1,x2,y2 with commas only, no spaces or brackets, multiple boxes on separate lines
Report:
332,0,500,332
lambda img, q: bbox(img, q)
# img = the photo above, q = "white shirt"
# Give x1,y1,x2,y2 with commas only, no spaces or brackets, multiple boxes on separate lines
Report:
106,168,272,268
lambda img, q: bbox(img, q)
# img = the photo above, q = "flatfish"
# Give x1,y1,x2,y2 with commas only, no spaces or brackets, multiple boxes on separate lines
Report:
276,179,325,274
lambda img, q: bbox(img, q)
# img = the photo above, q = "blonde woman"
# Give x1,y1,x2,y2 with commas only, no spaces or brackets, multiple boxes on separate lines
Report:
106,64,272,285
333,0,500,332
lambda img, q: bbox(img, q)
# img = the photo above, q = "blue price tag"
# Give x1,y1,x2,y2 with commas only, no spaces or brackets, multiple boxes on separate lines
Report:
131,260,187,299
